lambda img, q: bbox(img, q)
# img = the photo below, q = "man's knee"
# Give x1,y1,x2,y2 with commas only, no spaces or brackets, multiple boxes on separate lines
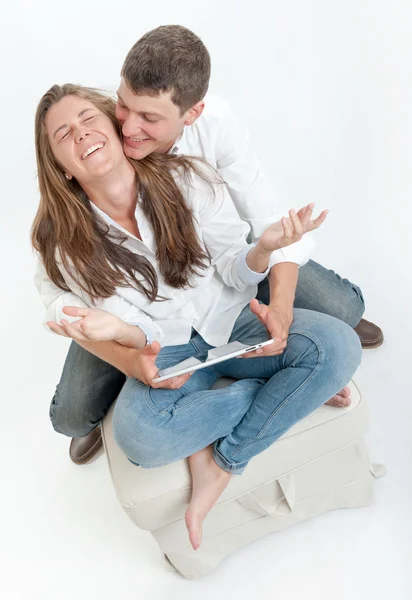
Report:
49,386,98,438
296,260,366,327
48,341,125,438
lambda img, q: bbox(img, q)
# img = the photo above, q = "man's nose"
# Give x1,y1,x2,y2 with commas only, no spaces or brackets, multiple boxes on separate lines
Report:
122,114,143,137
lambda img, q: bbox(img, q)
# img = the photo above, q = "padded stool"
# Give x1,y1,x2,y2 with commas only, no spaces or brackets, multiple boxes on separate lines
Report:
102,378,384,578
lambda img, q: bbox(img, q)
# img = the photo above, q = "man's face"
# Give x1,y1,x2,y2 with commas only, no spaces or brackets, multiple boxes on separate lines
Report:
116,78,189,160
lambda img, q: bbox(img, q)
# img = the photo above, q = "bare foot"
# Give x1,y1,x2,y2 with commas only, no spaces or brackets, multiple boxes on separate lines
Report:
325,385,351,408
185,446,231,550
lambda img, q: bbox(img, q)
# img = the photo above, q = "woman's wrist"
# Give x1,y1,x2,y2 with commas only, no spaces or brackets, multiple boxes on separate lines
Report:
246,242,272,273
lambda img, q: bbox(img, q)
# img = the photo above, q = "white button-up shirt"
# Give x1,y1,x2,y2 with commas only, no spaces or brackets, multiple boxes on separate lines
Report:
35,172,270,347
36,94,315,346
172,94,315,267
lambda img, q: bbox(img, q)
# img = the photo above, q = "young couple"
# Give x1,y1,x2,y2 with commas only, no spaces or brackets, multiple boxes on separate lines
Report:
33,26,381,550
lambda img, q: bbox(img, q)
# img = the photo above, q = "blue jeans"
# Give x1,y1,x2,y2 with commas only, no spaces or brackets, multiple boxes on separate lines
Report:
112,306,361,474
49,259,365,438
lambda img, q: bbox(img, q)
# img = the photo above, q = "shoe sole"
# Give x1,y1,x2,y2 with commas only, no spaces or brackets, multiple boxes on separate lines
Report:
361,335,384,349
69,433,103,465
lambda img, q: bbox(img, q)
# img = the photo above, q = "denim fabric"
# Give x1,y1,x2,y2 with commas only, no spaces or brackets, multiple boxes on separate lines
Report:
49,260,364,438
112,306,361,474
257,259,365,328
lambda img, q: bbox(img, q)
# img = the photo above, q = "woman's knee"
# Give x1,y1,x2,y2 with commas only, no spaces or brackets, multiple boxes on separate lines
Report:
290,310,362,381
112,382,165,466
112,412,167,468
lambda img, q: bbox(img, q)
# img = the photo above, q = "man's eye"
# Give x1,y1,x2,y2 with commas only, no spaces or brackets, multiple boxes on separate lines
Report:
144,116,158,123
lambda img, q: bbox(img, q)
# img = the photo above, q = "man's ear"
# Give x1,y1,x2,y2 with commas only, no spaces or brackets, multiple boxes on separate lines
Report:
184,101,205,126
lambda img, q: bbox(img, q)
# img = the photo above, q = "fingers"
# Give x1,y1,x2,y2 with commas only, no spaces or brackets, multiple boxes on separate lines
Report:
288,209,303,237
59,318,88,341
293,204,328,234
239,339,286,358
240,346,285,358
281,216,293,242
46,321,69,338
62,306,89,317
299,203,314,227
249,299,267,319
310,209,329,230
152,371,192,389
144,340,162,356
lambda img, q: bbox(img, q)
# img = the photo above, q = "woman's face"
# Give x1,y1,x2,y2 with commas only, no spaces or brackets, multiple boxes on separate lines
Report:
45,94,125,184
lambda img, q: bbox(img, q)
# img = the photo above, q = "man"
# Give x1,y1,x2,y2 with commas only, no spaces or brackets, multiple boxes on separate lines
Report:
49,25,382,464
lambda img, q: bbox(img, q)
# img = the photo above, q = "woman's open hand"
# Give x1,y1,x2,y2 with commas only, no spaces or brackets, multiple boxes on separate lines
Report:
46,306,125,343
257,203,328,254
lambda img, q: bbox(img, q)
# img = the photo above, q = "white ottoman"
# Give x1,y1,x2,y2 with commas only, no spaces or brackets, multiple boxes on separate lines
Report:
102,379,384,579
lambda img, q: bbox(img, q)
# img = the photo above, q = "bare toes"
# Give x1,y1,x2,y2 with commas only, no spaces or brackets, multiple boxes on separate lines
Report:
326,395,352,408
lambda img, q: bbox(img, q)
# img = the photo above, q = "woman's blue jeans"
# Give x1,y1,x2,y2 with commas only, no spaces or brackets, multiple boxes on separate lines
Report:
49,259,365,439
112,306,361,474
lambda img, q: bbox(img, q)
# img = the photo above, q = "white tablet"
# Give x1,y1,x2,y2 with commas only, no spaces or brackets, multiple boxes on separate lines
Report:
152,339,274,383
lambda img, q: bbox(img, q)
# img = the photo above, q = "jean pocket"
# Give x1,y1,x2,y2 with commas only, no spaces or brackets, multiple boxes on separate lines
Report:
145,386,180,418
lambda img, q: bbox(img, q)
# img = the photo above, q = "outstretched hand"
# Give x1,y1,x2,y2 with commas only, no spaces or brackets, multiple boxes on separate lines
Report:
258,203,328,254
46,306,125,343
47,306,192,390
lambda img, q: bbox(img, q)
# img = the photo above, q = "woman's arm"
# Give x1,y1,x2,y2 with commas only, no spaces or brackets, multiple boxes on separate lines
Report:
193,176,326,289
35,257,193,388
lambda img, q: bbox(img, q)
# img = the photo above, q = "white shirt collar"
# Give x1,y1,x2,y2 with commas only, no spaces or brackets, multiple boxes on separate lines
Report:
168,130,185,155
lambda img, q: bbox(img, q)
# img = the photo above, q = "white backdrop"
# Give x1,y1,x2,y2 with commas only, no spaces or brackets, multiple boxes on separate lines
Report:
1,1,411,599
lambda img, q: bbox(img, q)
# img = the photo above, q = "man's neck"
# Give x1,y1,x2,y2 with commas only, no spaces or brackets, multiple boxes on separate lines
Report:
158,130,184,155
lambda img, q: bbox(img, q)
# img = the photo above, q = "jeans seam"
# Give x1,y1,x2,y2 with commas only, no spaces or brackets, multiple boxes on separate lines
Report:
144,386,172,418
226,331,324,459
171,379,260,416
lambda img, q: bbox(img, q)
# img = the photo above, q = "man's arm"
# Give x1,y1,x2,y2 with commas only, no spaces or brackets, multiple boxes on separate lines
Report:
75,338,139,378
269,262,298,310
241,262,298,358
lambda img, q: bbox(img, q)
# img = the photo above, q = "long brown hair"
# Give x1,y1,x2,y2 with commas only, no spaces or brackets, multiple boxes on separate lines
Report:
32,84,216,302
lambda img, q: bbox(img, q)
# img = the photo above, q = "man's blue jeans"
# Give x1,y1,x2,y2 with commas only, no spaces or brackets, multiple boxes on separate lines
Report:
49,259,365,438
112,306,361,473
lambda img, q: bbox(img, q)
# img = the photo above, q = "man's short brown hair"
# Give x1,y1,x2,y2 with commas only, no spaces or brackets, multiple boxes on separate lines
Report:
121,25,211,115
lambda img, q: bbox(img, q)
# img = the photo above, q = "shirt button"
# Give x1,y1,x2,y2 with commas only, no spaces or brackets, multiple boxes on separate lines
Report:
173,291,180,298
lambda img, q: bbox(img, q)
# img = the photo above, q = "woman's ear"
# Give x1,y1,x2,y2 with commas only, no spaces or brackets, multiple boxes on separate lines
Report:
65,172,73,180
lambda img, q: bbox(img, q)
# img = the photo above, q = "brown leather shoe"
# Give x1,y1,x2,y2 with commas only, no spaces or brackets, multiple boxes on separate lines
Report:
354,318,384,349
69,426,103,465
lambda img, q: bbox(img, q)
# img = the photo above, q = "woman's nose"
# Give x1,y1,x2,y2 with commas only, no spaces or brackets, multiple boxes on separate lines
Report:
75,130,90,143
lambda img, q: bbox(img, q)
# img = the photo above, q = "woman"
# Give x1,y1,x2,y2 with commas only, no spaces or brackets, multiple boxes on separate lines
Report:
32,84,361,550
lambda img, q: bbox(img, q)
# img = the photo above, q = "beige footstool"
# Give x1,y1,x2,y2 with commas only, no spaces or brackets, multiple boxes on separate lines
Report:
101,379,384,579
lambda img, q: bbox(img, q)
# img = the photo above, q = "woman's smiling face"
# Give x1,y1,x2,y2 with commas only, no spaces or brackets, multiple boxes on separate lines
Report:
45,94,125,184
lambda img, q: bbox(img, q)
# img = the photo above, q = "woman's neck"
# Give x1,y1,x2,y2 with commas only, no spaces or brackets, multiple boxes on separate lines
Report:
81,159,137,220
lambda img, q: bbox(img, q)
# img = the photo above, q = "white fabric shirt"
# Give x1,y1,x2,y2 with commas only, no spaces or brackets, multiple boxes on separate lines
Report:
35,172,270,347
36,94,315,346
172,94,315,267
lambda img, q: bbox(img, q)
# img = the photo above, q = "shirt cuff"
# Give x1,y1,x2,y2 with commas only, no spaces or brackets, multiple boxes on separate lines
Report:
126,318,163,345
268,236,316,268
236,244,270,285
